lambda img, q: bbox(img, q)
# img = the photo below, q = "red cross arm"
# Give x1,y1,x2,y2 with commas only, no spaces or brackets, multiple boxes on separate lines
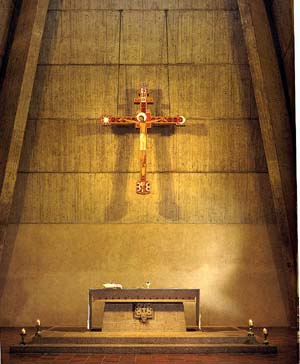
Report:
134,97,154,104
150,116,186,126
102,115,137,126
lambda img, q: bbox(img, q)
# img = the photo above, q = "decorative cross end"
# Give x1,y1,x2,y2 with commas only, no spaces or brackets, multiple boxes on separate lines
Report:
136,180,150,195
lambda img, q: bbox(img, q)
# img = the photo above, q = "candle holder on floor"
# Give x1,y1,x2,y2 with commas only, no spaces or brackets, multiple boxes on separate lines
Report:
248,319,254,337
20,329,26,345
263,328,269,345
35,319,41,337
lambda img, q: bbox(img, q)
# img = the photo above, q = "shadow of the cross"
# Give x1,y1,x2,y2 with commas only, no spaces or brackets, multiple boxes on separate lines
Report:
106,126,137,221
76,87,198,222
152,127,179,221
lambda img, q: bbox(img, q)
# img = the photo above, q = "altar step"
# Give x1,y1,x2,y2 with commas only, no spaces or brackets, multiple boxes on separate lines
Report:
31,334,260,345
10,343,277,354
10,328,277,354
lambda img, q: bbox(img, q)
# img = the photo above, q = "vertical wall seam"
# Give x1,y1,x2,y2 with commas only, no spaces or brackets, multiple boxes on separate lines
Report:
165,9,171,114
116,9,122,115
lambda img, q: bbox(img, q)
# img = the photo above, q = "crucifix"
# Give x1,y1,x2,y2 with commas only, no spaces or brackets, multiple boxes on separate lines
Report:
101,85,186,195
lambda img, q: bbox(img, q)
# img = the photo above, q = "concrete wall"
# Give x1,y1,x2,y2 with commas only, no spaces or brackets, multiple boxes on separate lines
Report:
0,0,289,327
0,0,14,71
269,0,294,124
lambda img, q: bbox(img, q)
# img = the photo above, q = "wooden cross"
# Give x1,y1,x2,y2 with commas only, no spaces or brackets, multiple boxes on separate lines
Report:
101,85,185,194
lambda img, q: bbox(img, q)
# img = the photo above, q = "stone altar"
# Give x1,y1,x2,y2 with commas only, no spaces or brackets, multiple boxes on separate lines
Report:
88,288,200,331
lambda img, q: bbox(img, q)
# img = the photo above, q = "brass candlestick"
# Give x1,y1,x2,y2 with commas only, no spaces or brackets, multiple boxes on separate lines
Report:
20,328,26,345
263,328,269,345
248,319,254,336
35,319,41,337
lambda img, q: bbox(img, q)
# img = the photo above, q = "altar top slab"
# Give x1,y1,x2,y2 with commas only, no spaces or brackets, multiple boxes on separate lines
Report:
89,288,200,301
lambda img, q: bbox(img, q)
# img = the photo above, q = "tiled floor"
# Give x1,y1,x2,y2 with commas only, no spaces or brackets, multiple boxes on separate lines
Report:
0,327,298,364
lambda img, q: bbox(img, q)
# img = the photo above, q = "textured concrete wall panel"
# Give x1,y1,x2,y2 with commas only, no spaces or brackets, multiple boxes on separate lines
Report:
19,119,267,173
120,11,167,64
10,172,274,224
168,10,247,64
49,0,238,10
29,66,119,119
39,10,120,64
40,9,247,65
28,65,257,119
169,65,257,119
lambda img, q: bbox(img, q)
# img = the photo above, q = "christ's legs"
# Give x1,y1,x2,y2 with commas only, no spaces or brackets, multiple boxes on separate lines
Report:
136,124,150,194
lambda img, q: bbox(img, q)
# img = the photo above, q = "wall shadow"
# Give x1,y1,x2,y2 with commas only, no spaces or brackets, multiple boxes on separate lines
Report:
152,126,179,221
106,126,137,221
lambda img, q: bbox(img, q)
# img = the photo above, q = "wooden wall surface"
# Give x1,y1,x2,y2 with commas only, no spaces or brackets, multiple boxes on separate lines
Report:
0,0,289,326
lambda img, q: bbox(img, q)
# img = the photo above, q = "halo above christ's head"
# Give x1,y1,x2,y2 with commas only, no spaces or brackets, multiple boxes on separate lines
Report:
137,112,147,122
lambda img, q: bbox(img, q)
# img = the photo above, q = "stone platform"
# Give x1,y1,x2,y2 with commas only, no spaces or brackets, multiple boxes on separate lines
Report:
10,327,277,354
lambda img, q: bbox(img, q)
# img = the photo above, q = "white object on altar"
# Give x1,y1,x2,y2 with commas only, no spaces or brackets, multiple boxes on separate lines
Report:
103,283,123,289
